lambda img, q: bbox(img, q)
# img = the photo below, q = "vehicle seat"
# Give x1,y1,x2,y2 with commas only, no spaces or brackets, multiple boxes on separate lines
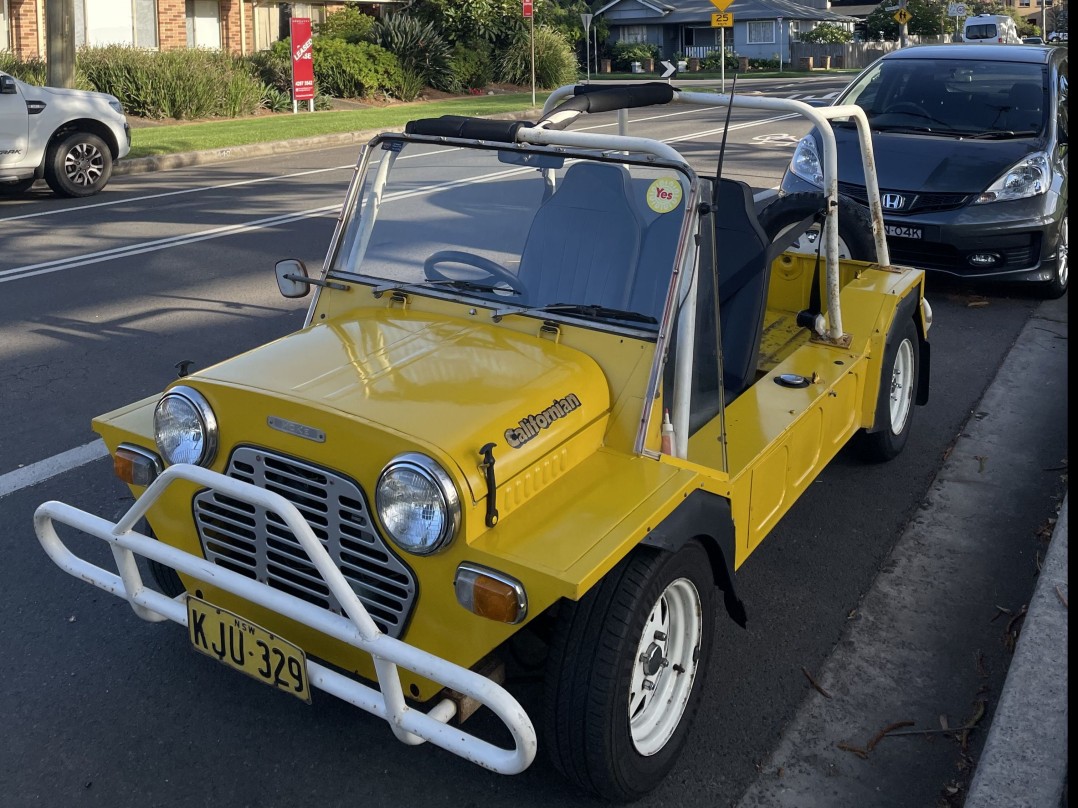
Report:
627,194,684,318
517,161,643,309
1002,82,1044,132
715,178,771,403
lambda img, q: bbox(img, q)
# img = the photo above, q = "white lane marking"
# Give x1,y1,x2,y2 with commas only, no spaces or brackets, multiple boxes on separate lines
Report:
0,116,800,284
0,439,108,498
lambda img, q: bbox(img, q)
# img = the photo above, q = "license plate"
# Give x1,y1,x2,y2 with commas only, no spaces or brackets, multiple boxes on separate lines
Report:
187,596,311,703
885,223,922,239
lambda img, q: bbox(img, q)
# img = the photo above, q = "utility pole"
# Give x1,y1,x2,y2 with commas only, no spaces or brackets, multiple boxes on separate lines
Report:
45,0,75,88
899,0,909,47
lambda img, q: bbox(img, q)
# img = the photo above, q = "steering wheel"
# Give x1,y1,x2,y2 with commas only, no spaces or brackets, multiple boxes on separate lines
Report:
423,250,528,296
887,102,931,118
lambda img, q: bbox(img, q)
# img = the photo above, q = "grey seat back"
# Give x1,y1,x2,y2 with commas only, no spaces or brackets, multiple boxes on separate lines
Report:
517,162,643,308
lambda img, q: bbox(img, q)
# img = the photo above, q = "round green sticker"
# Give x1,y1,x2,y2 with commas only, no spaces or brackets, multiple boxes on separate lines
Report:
646,177,683,214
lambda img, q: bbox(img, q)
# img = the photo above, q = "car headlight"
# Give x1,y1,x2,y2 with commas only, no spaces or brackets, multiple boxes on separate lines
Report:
376,453,460,556
790,134,824,188
107,99,124,116
153,386,218,467
974,153,1051,204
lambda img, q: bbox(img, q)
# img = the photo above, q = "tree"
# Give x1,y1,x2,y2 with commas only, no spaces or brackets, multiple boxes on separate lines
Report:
799,22,854,43
864,0,947,39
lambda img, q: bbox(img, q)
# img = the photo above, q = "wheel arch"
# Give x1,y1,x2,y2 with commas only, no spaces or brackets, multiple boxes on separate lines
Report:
641,490,747,628
48,119,121,159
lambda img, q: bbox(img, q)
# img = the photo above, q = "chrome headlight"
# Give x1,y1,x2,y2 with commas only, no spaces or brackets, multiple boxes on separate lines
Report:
790,134,824,187
974,153,1051,204
376,453,460,556
153,386,218,466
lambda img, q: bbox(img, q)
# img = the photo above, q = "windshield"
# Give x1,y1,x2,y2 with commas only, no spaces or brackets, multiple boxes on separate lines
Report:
330,138,692,331
964,24,999,40
839,58,1048,136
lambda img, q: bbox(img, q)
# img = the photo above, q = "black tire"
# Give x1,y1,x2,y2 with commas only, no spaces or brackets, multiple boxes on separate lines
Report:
1038,214,1068,299
857,315,919,462
141,521,186,598
44,131,113,197
0,178,36,195
758,192,877,262
541,541,716,802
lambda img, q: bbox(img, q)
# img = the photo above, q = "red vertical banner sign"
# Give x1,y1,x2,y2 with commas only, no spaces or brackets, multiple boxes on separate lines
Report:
290,17,315,107
522,0,533,17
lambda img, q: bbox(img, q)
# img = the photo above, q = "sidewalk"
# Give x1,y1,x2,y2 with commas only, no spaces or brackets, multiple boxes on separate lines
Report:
736,295,1068,807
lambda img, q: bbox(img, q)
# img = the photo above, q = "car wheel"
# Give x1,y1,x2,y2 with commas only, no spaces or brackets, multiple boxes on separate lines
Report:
0,178,36,196
44,131,113,198
1039,215,1068,299
858,315,919,462
139,521,186,598
758,192,878,261
541,540,715,801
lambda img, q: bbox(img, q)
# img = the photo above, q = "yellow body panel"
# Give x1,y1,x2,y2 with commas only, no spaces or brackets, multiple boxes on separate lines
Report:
91,262,925,701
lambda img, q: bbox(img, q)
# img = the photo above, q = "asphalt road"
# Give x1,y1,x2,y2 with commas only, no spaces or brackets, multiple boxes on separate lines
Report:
0,77,1062,807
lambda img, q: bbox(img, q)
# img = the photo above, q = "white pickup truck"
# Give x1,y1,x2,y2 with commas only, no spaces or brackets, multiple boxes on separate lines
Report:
0,71,130,197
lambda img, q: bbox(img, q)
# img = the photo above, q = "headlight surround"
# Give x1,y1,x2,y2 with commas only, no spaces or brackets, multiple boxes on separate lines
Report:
376,453,460,556
107,99,124,116
790,134,824,188
973,153,1051,204
153,386,218,467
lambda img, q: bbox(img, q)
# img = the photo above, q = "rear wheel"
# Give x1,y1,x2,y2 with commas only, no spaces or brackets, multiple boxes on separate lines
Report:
542,541,715,801
858,315,919,462
759,192,877,261
44,131,113,197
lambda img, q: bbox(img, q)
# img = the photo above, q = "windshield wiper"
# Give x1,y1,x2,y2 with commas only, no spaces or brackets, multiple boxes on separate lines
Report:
963,130,1040,139
492,302,657,325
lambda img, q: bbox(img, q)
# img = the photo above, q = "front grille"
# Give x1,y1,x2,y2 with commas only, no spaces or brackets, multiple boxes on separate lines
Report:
889,235,1039,273
839,182,971,216
193,447,417,638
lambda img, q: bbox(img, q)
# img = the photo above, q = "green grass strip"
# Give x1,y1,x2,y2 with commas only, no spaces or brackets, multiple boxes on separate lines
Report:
128,92,551,158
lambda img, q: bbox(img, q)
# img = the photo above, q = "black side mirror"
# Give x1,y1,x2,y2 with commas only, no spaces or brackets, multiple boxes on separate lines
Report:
1,76,18,95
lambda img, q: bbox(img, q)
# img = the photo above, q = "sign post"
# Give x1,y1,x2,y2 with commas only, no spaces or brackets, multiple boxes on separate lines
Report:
709,0,733,93
581,13,593,83
777,16,784,72
523,0,535,107
290,17,315,114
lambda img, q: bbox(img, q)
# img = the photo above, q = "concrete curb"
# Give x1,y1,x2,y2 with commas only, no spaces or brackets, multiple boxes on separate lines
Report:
964,496,1069,808
113,108,544,177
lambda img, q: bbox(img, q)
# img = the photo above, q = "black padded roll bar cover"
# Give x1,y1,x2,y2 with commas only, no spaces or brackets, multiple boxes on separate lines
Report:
570,82,677,110
403,115,533,142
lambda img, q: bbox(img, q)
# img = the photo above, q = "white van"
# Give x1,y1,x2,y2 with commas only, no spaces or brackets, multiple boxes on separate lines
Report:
963,15,1021,44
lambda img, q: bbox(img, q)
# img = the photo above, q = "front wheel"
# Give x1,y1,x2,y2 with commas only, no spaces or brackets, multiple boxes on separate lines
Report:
541,541,715,801
44,131,113,197
858,315,919,462
1038,214,1067,299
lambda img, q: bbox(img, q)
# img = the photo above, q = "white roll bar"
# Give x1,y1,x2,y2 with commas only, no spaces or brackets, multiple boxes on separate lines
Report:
34,463,537,775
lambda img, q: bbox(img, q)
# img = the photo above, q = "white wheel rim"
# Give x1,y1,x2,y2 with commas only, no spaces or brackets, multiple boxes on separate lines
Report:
628,577,703,756
888,338,915,434
778,223,853,260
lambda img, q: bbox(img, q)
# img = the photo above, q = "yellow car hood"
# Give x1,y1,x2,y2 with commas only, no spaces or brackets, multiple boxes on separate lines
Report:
192,308,610,498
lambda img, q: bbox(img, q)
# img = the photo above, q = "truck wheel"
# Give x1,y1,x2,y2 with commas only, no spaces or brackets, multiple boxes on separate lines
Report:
44,131,113,197
541,541,715,801
858,315,919,462
758,192,877,261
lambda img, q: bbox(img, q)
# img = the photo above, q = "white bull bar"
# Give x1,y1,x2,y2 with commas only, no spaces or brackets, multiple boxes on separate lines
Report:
34,462,537,775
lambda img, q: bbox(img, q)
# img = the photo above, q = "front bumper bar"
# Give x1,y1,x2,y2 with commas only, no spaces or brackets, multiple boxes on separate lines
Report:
34,463,537,775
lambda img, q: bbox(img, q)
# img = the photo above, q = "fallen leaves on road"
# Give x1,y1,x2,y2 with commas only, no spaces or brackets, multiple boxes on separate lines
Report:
801,666,832,699
1003,604,1028,651
1056,585,1068,608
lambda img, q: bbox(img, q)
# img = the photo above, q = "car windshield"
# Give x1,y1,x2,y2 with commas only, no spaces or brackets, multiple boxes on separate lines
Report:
329,137,692,331
839,58,1048,136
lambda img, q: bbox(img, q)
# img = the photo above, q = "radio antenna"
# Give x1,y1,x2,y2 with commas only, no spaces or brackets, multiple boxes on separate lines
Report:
713,72,740,200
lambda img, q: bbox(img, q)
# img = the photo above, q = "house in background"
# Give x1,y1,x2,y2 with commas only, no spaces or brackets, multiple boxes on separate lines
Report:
1,0,394,60
595,0,858,60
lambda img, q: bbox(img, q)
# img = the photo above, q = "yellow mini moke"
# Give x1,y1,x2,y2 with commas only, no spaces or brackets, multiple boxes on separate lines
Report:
36,83,931,801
